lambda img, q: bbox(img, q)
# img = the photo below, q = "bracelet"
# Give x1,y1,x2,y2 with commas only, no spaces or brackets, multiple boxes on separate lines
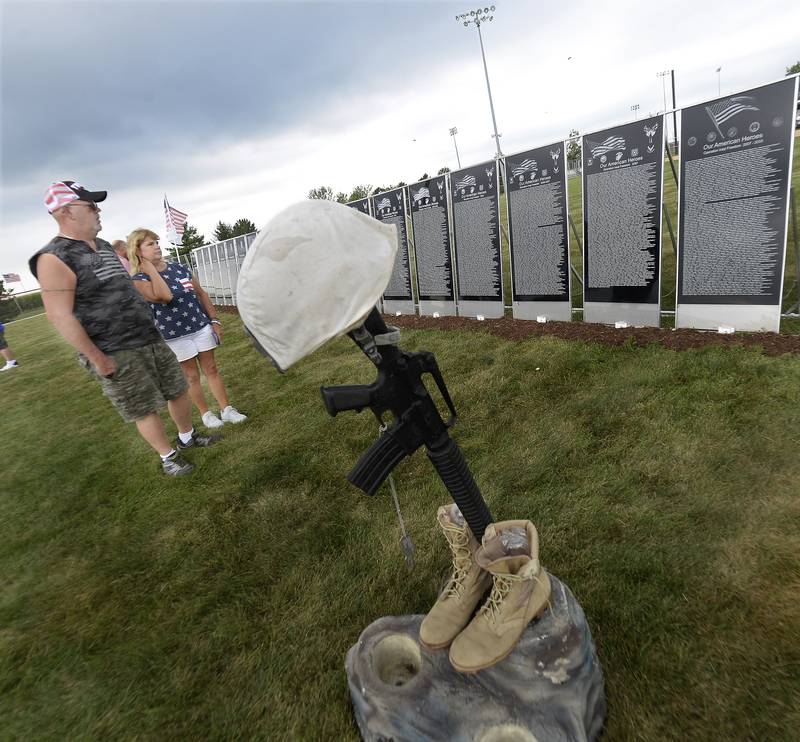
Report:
210,319,221,325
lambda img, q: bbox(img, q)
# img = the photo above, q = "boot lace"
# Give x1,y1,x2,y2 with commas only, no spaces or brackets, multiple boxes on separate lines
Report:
442,522,473,599
479,569,547,625
479,573,518,623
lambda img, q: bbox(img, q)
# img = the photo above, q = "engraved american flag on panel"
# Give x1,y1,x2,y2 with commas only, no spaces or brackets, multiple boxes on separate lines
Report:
454,174,476,190
511,158,537,178
705,96,759,136
587,136,626,157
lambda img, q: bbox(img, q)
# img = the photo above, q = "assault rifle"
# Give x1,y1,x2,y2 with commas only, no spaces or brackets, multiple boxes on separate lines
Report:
320,308,493,540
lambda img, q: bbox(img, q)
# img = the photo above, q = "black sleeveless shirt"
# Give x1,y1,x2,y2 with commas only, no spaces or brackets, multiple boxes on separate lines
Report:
30,236,161,353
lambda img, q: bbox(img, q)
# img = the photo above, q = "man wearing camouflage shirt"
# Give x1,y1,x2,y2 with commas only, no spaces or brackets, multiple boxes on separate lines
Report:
30,180,219,476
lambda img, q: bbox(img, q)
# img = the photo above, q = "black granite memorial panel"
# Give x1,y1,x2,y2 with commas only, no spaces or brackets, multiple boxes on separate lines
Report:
506,142,570,302
582,115,664,304
677,78,797,306
409,176,454,302
451,161,502,302
372,187,413,301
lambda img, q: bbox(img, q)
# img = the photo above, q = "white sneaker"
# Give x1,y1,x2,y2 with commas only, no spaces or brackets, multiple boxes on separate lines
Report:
221,405,247,424
201,410,224,428
1,361,19,372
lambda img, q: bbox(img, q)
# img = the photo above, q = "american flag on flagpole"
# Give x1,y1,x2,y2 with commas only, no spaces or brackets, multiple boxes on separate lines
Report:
2,273,21,283
164,196,188,245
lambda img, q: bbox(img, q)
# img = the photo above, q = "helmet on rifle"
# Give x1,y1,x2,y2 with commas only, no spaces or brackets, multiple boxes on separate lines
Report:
237,199,398,371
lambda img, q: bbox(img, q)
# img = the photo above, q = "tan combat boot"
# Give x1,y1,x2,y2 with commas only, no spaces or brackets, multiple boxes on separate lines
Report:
419,504,493,650
449,519,551,673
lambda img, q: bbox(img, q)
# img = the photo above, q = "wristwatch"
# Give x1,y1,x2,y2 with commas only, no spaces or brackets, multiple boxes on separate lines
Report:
211,319,221,325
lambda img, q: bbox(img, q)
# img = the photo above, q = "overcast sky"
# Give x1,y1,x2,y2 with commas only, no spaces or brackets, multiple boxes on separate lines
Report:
2,0,799,288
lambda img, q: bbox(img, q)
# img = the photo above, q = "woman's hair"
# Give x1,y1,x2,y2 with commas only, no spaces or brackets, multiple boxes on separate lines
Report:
127,228,159,274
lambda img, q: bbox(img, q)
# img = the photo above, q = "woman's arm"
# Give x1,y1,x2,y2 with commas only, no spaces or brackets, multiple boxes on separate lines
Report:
133,259,173,303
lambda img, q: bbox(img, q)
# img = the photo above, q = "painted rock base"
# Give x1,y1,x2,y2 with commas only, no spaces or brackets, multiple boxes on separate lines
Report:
345,574,605,742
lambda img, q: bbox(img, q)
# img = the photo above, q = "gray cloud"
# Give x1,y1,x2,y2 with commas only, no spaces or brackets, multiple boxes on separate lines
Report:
1,1,465,184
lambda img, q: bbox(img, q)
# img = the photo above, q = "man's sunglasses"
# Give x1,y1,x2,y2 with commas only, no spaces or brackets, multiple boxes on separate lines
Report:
69,201,99,212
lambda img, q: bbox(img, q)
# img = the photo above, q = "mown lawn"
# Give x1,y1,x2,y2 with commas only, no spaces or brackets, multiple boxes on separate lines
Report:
2,313,799,740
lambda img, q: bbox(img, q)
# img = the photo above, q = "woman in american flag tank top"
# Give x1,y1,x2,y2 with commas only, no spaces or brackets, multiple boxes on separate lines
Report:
128,229,247,429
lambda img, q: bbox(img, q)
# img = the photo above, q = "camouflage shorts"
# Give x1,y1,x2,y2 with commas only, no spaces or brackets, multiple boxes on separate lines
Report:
81,340,188,422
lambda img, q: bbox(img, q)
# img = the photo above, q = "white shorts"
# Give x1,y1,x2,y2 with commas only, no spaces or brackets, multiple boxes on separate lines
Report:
165,323,218,363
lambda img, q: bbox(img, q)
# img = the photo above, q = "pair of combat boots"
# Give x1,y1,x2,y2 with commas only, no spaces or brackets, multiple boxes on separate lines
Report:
419,504,551,673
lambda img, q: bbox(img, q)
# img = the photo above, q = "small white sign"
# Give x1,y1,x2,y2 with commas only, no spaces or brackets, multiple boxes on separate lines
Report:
395,311,402,316
615,321,629,329
432,312,440,318
476,314,485,321
717,325,735,334
536,316,547,323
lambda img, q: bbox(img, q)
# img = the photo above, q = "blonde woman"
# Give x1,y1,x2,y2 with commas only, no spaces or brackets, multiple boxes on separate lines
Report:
128,229,247,428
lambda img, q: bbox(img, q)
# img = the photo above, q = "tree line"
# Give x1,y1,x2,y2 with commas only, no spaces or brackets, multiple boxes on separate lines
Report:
307,167,452,203
174,218,257,255
307,135,588,204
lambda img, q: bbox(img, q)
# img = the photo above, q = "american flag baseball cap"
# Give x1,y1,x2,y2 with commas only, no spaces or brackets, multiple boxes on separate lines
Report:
44,180,107,213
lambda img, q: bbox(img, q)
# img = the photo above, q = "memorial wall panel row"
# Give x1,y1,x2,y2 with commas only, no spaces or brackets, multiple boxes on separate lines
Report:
342,74,798,331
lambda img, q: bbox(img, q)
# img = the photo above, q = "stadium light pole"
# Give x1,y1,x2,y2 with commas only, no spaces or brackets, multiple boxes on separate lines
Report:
449,127,462,169
631,103,640,120
657,68,678,152
456,6,503,158
657,69,668,114
716,66,722,96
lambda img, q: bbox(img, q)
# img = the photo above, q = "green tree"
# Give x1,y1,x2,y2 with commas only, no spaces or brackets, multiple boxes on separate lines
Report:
437,167,450,175
418,173,430,181
176,223,205,256
231,218,257,236
335,192,348,204
213,221,233,241
347,184,372,201
307,185,335,200
566,129,581,161
786,61,800,75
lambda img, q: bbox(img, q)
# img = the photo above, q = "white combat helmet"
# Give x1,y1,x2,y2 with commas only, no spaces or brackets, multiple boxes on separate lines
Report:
236,199,397,371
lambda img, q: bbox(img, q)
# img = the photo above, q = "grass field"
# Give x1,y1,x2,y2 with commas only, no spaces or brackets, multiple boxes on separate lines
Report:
2,313,800,740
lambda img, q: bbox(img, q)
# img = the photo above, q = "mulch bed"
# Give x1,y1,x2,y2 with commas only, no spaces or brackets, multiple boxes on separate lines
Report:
217,305,800,357
387,315,800,357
